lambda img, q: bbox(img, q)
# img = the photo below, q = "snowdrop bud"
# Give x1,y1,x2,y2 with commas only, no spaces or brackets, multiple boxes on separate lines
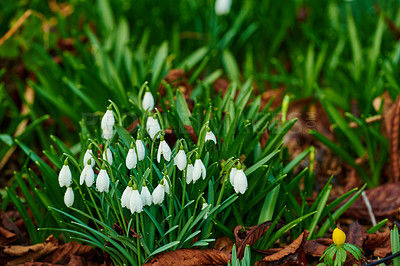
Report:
59,159,72,188
157,136,172,163
101,106,115,139
229,166,238,187
141,185,152,206
96,164,110,192
163,175,171,195
83,145,95,167
126,143,138,169
121,185,133,209
215,0,231,16
129,187,143,214
186,162,194,184
64,187,74,207
152,184,165,205
103,148,113,165
174,145,187,171
201,201,210,219
233,168,248,194
136,136,146,161
193,157,206,183
80,164,95,187
142,89,155,111
205,128,217,144
146,115,161,140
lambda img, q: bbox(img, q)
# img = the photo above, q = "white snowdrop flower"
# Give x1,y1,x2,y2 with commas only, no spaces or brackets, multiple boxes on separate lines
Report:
80,164,95,187
193,158,206,183
146,115,161,140
186,162,194,184
83,146,95,167
215,0,231,15
126,145,137,170
233,169,248,194
103,148,113,165
141,186,152,206
152,184,165,205
101,107,115,139
136,138,146,161
157,138,172,163
64,187,74,207
201,202,210,219
59,160,72,188
163,175,171,195
142,90,155,111
229,167,238,187
129,189,143,214
205,129,217,144
174,145,187,171
96,164,110,192
121,186,133,209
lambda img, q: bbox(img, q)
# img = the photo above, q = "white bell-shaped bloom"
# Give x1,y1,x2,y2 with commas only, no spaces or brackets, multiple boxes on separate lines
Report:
201,202,210,219
163,176,171,195
205,130,217,144
186,163,194,184
141,186,152,206
103,148,113,165
129,189,143,214
121,186,133,209
142,91,155,111
59,163,72,188
215,0,231,15
233,169,248,194
80,164,95,187
174,149,187,171
152,184,165,205
146,116,161,140
96,167,110,192
157,139,172,163
229,167,238,187
64,187,74,207
83,148,95,167
136,139,146,161
193,158,206,183
101,108,115,139
126,148,137,169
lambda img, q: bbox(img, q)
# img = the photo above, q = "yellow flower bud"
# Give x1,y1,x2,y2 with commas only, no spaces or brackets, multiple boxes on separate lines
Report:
332,228,346,246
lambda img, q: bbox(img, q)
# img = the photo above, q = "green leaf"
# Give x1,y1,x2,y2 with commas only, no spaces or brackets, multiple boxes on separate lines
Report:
149,241,180,256
175,90,192,126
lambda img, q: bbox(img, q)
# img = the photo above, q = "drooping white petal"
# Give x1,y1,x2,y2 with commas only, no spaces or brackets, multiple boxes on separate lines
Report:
84,165,95,187
102,127,113,140
233,169,248,194
83,149,95,167
129,190,143,214
101,110,115,139
193,159,202,183
141,186,152,206
59,165,72,188
121,186,133,209
136,139,146,161
174,150,187,171
126,149,137,169
201,202,210,219
146,117,161,139
64,187,74,207
200,161,206,180
163,176,171,195
157,140,171,163
103,148,113,165
152,184,165,205
215,0,231,15
96,169,110,192
186,164,194,184
142,91,155,111
205,131,217,144
229,167,237,187
79,166,87,185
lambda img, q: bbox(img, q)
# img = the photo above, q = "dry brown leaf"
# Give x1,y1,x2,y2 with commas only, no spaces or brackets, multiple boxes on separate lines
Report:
254,230,309,266
346,222,365,265
364,231,391,258
143,248,231,265
0,226,16,245
213,236,234,252
43,241,95,264
390,95,400,182
304,238,332,257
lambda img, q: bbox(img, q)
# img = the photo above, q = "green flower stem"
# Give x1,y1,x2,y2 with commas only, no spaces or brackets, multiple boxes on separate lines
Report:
136,213,141,266
86,186,104,224
73,180,98,229
206,176,227,237
149,137,156,184
106,165,127,233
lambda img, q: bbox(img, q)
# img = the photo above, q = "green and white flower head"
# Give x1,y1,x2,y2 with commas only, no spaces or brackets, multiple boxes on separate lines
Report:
141,183,152,206
126,142,138,169
142,87,155,111
80,160,95,187
215,0,231,16
121,181,133,209
162,173,171,195
136,132,146,161
233,164,248,194
59,159,72,188
129,184,143,214
103,147,113,165
83,144,95,167
193,154,206,183
205,127,217,144
146,114,161,140
157,135,171,163
174,143,187,171
101,105,114,140
152,182,165,205
201,198,210,219
229,165,238,186
186,159,194,184
96,163,110,193
64,187,74,207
